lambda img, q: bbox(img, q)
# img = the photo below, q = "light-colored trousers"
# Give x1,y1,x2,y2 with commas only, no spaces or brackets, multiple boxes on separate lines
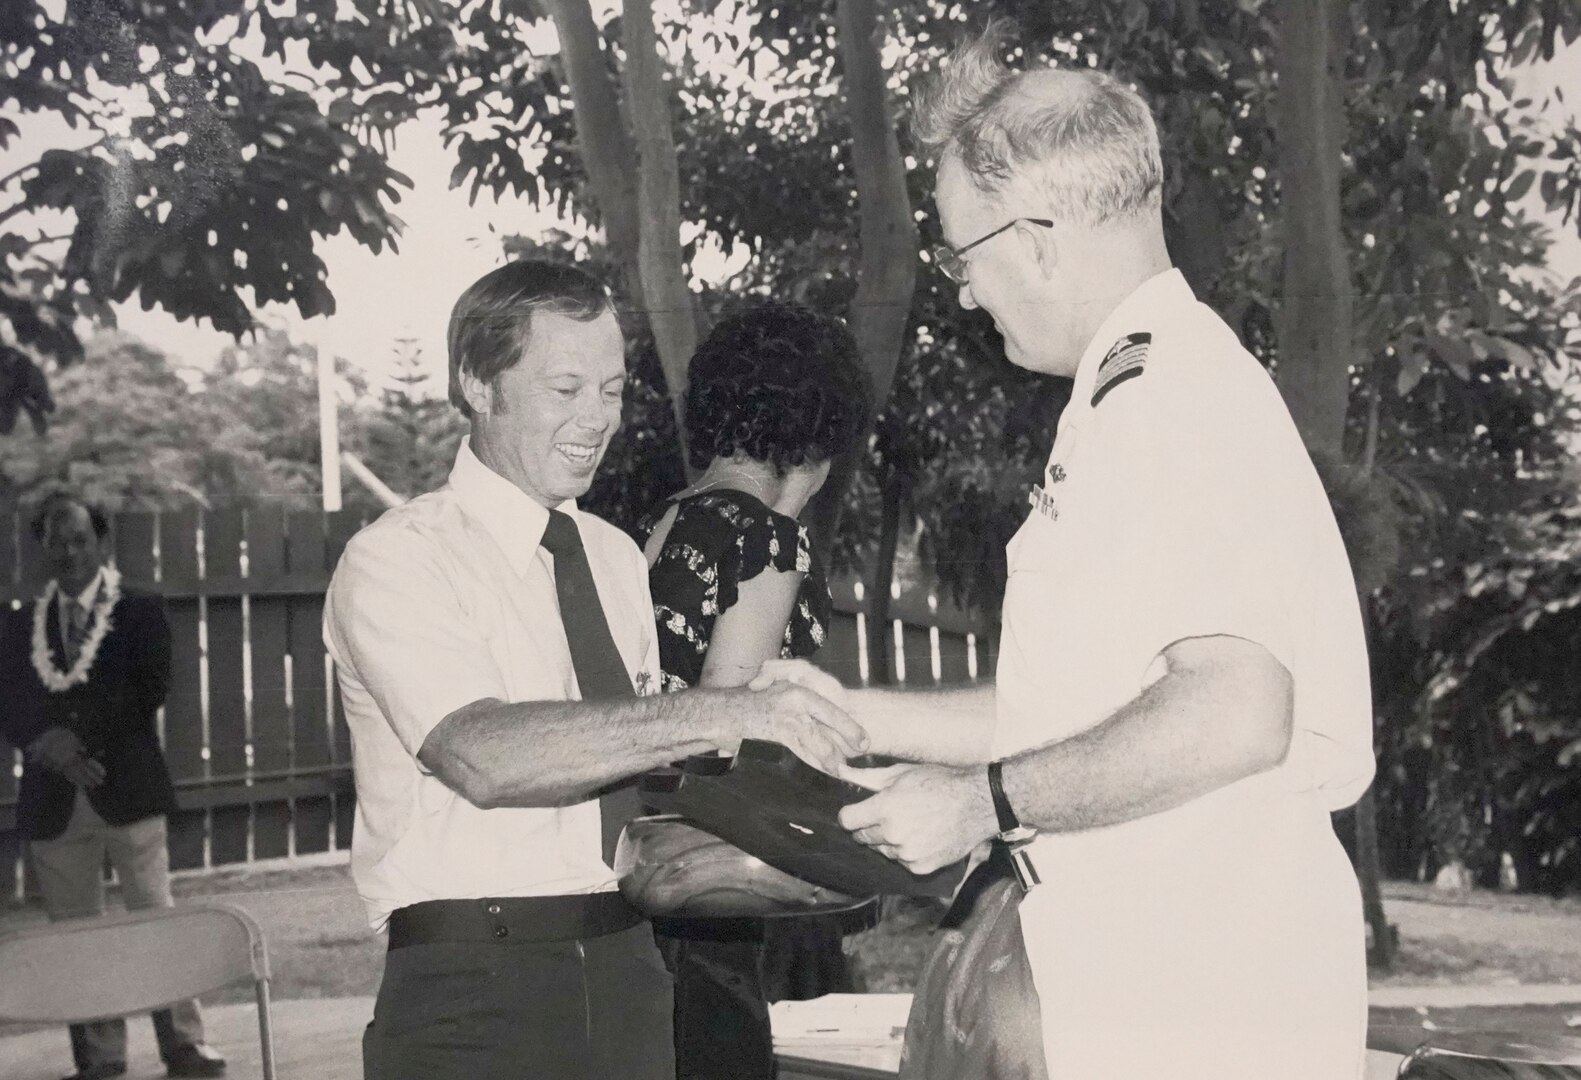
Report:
29,789,205,1070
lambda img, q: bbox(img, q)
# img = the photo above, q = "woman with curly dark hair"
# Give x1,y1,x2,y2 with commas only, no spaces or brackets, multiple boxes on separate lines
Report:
635,299,874,1080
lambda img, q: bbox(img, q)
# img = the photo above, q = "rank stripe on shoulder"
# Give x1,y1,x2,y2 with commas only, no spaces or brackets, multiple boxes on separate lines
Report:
1091,331,1151,407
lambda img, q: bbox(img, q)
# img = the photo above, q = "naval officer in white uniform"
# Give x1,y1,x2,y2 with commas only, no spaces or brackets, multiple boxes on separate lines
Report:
830,32,1376,1080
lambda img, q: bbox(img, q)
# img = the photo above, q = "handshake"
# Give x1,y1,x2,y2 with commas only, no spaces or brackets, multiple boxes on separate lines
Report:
723,658,870,779
724,659,998,879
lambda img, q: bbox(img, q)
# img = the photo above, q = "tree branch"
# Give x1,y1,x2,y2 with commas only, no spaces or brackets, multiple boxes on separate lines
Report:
0,161,39,191
0,202,31,230
0,132,108,196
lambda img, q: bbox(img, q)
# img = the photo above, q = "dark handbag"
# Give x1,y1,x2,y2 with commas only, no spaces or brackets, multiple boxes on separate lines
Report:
899,847,1050,1080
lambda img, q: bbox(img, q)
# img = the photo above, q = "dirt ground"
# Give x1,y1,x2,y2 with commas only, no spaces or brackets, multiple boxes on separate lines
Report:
6,864,1578,1003
1373,881,1581,987
4,864,1580,1065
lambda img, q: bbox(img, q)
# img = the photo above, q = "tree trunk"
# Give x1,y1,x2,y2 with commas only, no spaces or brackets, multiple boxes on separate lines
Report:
837,0,919,411
539,0,642,307
1354,363,1395,968
540,0,689,452
621,0,701,449
868,469,908,685
1274,0,1353,458
1355,781,1396,968
808,0,920,552
1277,0,1393,967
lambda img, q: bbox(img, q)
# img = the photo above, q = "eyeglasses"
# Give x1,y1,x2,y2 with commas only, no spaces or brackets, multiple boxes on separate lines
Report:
928,218,1054,285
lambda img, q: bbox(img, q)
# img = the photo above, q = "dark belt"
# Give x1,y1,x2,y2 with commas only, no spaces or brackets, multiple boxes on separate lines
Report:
387,893,643,950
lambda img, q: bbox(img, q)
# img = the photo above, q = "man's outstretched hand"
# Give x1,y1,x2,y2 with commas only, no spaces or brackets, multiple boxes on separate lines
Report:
733,673,866,777
748,658,847,706
838,762,998,875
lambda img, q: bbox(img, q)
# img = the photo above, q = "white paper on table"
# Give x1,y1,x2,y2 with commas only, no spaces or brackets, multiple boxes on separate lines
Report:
770,992,913,1043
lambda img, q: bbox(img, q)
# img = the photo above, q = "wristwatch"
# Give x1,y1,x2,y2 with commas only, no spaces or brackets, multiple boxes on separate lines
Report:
987,759,1037,846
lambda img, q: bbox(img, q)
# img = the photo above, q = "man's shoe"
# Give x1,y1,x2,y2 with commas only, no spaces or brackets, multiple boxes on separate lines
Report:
60,1065,127,1080
165,1043,227,1078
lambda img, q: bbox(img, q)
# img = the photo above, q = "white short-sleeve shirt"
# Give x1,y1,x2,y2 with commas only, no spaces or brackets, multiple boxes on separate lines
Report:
324,439,660,929
995,270,1373,1079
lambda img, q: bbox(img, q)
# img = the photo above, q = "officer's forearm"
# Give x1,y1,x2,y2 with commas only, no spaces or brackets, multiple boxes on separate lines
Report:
1000,636,1293,833
846,684,995,766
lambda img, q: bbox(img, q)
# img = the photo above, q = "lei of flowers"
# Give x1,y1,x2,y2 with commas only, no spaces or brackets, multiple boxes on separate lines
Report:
30,565,122,692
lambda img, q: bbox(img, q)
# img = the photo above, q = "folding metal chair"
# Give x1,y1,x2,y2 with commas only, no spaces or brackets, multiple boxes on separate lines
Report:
0,902,276,1079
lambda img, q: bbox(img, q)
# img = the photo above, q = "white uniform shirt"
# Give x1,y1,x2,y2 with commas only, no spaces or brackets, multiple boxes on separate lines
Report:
324,440,660,929
995,270,1373,1079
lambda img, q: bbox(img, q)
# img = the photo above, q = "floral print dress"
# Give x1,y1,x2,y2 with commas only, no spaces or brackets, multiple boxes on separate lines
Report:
637,489,831,692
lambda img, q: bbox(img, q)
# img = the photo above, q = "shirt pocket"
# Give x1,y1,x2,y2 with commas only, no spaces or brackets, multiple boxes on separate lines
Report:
1008,468,1077,576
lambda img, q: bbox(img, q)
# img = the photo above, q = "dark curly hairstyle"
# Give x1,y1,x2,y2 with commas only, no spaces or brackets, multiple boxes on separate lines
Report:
684,301,874,472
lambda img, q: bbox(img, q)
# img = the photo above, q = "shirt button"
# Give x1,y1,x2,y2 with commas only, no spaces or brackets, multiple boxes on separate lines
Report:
494,925,509,939
487,904,501,915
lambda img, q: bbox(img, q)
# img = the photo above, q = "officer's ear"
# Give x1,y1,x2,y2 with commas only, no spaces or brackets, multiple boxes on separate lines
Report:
1021,219,1058,280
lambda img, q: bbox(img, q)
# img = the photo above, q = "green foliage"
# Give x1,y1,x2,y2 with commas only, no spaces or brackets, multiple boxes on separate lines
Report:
358,340,468,503
0,0,413,428
1369,371,1581,892
2,329,319,508
0,325,443,514
850,288,1068,618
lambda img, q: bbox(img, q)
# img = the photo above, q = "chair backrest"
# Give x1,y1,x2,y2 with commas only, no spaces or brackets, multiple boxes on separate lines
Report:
0,902,269,1024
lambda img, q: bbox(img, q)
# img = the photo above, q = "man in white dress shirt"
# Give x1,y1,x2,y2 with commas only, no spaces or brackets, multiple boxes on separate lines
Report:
324,260,865,1080
833,33,1376,1080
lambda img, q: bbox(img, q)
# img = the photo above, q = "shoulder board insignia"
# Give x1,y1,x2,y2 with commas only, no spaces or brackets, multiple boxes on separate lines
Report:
1091,331,1151,407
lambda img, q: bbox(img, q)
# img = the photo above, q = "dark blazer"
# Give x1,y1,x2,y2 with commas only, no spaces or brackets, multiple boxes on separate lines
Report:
0,584,179,841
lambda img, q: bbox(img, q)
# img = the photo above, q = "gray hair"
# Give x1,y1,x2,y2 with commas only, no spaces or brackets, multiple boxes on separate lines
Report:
912,24,1163,227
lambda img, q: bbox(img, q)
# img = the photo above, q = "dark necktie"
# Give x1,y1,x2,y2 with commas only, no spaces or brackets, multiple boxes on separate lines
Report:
63,597,90,665
539,510,641,866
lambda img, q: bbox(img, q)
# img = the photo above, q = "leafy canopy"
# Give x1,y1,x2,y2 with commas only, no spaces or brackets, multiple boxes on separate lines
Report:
1,0,413,435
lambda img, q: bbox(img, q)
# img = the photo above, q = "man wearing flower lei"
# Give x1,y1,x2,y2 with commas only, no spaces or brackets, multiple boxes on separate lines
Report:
0,493,226,1080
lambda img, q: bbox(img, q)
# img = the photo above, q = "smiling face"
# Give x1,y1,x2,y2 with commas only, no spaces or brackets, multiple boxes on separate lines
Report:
935,156,1086,377
466,310,627,508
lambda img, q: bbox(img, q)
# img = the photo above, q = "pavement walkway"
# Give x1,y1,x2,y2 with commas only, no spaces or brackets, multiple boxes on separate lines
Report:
1370,983,1581,1008
2,998,370,1080
6,985,1580,1080
5,864,1579,1078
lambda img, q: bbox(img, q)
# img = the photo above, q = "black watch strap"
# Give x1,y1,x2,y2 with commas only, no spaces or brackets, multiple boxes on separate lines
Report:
987,759,1020,833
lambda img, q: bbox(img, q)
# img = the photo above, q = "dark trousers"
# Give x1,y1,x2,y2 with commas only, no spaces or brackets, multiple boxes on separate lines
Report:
655,917,774,1080
363,921,675,1080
